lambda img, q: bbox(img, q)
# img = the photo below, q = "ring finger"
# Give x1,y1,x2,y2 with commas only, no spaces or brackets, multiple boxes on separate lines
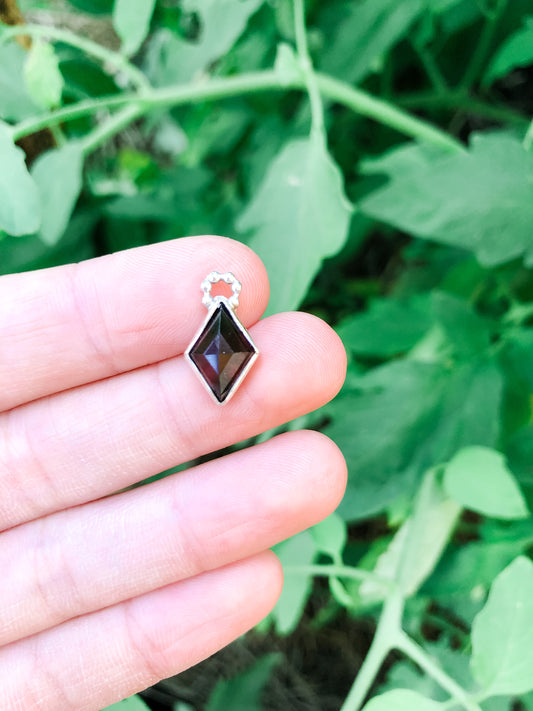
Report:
0,430,346,647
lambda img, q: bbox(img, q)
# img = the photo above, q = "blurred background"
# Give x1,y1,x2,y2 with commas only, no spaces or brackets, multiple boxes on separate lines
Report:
1,1,533,709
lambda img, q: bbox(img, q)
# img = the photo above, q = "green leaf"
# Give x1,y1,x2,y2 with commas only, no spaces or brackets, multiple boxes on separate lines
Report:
471,556,533,696
146,0,264,86
506,424,533,488
396,468,461,595
329,352,502,522
423,539,532,598
328,360,445,521
320,0,425,83
64,0,113,12
0,209,97,276
60,58,120,100
206,654,281,711
101,695,149,710
338,295,432,357
274,42,302,86
311,512,347,559
0,121,41,236
378,643,473,702
0,44,39,121
431,292,490,357
237,134,352,315
360,469,460,601
444,447,529,520
485,17,533,85
24,40,64,110
359,133,533,267
362,689,443,711
271,530,316,634
31,143,84,246
523,691,533,710
113,0,156,56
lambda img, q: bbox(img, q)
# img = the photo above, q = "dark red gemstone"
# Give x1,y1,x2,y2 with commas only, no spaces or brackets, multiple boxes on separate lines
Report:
188,302,257,403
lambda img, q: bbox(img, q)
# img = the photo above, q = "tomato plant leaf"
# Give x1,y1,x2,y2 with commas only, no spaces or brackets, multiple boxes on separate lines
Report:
24,40,64,110
320,0,425,84
329,351,502,522
146,0,264,86
431,292,490,357
396,468,461,596
206,654,281,711
360,468,460,601
0,121,41,236
359,133,533,267
311,512,347,559
471,556,533,696
270,530,316,635
338,295,432,357
362,689,443,711
113,0,156,56
64,0,113,13
423,536,533,598
0,44,39,121
484,17,533,85
238,134,352,315
443,447,529,520
102,695,150,710
31,143,84,246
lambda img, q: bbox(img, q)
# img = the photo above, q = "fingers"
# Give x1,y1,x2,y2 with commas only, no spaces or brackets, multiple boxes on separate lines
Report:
0,431,346,647
0,552,282,711
0,312,347,530
0,236,269,412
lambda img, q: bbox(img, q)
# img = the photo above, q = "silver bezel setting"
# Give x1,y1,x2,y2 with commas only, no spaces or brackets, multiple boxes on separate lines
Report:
185,294,259,406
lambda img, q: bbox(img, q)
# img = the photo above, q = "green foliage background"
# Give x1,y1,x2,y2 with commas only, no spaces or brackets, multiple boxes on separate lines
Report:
1,0,533,709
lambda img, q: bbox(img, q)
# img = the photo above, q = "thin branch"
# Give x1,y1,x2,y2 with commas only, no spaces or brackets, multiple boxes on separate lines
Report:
412,40,449,94
459,0,508,90
284,563,395,589
0,24,150,91
293,0,325,135
11,70,464,154
396,632,483,711
401,90,528,127
340,592,405,711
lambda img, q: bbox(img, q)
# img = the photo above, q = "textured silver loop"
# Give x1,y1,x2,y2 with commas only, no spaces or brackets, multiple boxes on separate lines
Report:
201,272,242,310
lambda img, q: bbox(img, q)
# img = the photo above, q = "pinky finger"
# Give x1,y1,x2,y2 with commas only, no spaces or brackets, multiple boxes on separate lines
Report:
0,552,283,711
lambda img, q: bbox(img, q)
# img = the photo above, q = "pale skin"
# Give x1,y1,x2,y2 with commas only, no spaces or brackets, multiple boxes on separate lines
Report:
0,235,348,711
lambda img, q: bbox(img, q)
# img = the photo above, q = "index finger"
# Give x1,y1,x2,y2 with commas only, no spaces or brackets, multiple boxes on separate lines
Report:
0,236,269,412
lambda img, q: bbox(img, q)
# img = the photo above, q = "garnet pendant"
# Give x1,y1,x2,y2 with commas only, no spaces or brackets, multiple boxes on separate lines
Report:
186,272,259,404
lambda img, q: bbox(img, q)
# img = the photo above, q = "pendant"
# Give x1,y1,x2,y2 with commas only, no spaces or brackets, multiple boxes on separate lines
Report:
185,272,259,405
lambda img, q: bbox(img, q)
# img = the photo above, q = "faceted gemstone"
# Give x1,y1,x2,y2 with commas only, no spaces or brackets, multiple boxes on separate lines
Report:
188,302,257,403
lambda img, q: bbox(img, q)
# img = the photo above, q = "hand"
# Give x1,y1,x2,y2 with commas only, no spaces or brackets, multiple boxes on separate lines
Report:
0,236,347,711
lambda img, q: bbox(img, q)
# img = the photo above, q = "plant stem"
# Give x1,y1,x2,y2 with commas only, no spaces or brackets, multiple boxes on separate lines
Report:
396,632,483,711
11,70,463,154
79,105,144,156
284,563,394,588
315,74,463,153
401,90,528,127
340,592,405,711
293,0,325,135
10,71,284,141
459,0,508,91
0,24,150,90
412,41,449,94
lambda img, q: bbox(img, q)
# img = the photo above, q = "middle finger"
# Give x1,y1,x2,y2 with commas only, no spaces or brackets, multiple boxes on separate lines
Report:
0,312,346,530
